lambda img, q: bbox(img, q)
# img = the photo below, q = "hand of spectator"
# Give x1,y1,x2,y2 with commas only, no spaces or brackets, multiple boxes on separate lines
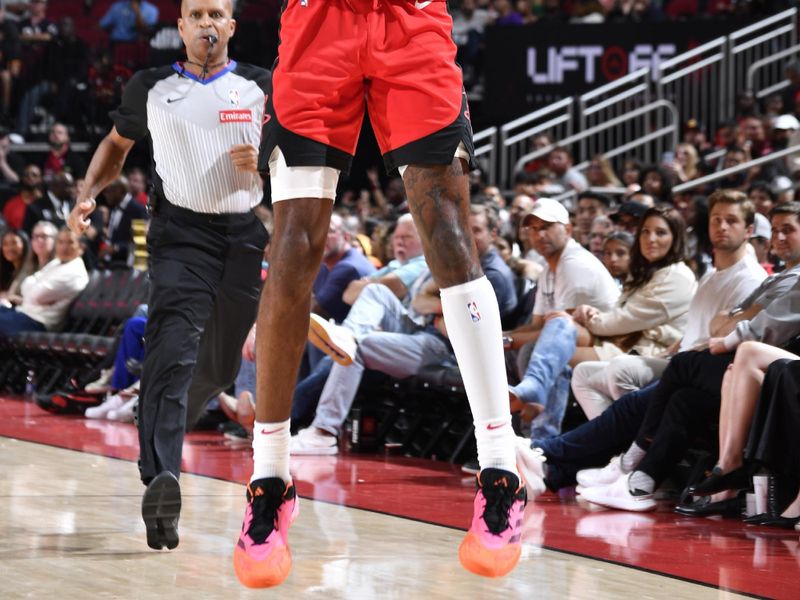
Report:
242,324,257,362
572,304,598,325
366,166,380,189
68,198,97,235
708,337,728,355
230,144,258,173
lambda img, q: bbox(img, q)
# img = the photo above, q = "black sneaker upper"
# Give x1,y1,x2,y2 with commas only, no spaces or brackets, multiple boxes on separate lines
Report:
245,477,294,544
478,468,527,536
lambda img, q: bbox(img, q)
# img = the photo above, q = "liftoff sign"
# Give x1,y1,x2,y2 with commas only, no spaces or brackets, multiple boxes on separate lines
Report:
526,44,677,85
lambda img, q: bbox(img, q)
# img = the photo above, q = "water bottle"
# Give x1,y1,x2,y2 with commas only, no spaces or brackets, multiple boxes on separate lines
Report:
24,369,36,402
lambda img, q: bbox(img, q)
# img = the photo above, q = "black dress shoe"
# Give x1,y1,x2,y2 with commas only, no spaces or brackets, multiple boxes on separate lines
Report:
688,465,751,497
758,515,800,529
744,512,771,525
675,493,744,518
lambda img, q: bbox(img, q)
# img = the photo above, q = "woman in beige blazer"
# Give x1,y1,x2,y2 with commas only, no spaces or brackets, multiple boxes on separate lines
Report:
568,205,697,365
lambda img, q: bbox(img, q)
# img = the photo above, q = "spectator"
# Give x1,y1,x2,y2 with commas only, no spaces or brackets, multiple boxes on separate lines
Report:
638,165,673,204
621,158,643,190
581,266,800,513
586,155,622,188
3,163,41,230
625,190,655,207
683,194,713,279
609,200,647,235
41,123,86,181
492,0,524,25
750,213,773,274
86,50,133,132
126,167,148,207
716,145,750,191
100,0,159,43
15,16,89,137
781,60,800,119
747,180,776,217
0,228,32,304
570,206,696,361
451,0,490,88
512,206,696,434
601,230,634,287
547,146,588,193
681,342,800,522
570,189,766,421
588,215,613,260
311,212,377,324
668,143,701,183
98,175,149,267
0,7,21,120
575,191,612,247
0,126,24,201
29,219,56,270
741,115,772,159
504,198,619,439
17,0,56,42
22,171,74,233
0,227,88,336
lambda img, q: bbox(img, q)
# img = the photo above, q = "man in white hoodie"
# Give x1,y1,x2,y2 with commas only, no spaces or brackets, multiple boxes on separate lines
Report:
0,227,88,337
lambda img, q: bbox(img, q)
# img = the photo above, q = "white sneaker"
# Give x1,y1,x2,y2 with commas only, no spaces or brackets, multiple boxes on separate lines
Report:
308,314,357,366
515,436,547,499
289,427,339,455
579,473,657,512
576,455,626,488
85,394,125,419
108,396,138,423
84,368,114,393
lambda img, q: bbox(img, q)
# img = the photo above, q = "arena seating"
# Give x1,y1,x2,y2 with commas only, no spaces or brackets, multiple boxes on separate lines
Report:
0,268,148,395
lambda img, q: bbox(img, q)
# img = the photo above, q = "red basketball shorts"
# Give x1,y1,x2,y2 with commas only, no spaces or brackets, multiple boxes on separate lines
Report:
258,0,474,175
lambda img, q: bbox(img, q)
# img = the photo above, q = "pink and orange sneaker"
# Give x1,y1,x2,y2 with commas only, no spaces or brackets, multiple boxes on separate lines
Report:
233,477,299,588
458,468,527,578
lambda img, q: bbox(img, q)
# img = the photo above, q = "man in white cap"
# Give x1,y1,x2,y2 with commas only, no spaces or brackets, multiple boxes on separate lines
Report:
503,198,619,440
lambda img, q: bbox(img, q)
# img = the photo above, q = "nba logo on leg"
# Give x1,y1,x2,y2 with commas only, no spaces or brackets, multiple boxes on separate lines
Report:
467,301,481,323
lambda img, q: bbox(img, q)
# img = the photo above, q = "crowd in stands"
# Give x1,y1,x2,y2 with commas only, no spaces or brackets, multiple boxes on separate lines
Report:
1,0,800,535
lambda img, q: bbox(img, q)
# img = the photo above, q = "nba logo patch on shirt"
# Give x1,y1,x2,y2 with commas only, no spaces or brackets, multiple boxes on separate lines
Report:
467,301,481,322
229,89,240,107
219,109,252,123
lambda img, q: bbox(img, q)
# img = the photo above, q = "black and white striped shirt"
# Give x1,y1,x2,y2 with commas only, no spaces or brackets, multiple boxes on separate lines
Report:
111,60,270,214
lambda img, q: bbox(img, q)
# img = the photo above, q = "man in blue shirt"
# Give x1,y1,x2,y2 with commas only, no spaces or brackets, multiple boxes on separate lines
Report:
100,0,159,43
312,213,376,324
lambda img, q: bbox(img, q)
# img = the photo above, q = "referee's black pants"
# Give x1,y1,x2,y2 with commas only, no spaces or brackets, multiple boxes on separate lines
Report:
138,202,267,484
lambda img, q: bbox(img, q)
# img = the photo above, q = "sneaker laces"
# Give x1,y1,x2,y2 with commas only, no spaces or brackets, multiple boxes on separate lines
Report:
480,473,518,536
246,479,288,544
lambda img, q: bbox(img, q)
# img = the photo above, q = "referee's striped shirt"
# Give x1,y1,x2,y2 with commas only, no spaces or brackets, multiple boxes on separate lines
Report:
111,60,270,214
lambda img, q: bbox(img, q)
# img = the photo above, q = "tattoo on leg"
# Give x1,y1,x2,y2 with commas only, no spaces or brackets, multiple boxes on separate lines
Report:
404,160,482,286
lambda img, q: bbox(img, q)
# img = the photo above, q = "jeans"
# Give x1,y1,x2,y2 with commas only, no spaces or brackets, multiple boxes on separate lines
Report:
535,381,659,490
292,356,332,425
510,317,577,441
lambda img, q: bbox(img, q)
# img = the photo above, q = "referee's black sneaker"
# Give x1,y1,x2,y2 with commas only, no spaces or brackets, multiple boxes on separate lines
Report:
141,471,182,550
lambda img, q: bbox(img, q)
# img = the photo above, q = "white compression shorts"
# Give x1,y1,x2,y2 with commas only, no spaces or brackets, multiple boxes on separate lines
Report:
269,142,471,203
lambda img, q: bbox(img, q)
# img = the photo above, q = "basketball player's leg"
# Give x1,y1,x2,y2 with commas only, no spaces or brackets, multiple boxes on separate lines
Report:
369,0,528,577
233,152,339,589
233,0,365,587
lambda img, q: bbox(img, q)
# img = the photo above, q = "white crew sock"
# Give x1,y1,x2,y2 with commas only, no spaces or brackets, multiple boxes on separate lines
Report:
251,419,291,484
628,470,655,495
621,442,647,473
440,276,517,475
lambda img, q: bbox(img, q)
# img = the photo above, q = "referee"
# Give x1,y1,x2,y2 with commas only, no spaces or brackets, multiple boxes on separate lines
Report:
68,0,270,551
